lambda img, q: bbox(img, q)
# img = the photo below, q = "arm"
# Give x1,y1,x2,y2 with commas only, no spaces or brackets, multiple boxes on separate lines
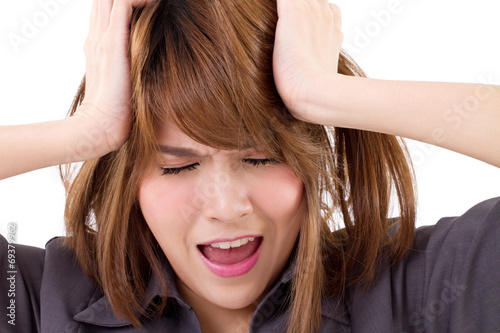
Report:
309,76,500,167
0,0,156,181
0,112,117,180
273,0,500,167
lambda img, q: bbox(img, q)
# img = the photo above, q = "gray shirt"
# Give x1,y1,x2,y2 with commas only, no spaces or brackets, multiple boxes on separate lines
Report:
1,197,499,332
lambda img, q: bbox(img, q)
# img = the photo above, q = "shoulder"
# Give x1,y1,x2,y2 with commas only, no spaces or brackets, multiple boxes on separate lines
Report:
400,197,500,332
0,235,100,332
405,197,500,282
41,236,97,298
40,236,101,331
413,196,500,254
0,234,45,330
345,197,500,333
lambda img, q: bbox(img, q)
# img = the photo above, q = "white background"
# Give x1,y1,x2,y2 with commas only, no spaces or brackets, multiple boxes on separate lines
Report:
0,0,499,248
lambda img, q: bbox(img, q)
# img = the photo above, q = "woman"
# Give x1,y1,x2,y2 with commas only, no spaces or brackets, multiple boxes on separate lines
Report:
1,0,499,332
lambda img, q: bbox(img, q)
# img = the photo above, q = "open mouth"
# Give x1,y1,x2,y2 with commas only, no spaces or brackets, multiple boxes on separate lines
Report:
197,236,263,278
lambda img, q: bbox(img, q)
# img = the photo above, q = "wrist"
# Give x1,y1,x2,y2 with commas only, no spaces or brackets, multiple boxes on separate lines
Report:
300,72,350,126
308,74,385,130
64,114,114,162
282,71,355,127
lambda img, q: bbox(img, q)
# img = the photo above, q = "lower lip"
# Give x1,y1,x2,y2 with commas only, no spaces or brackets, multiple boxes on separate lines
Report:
198,238,263,278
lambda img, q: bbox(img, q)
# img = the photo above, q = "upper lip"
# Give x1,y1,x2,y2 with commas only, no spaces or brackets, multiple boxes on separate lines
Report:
198,235,262,245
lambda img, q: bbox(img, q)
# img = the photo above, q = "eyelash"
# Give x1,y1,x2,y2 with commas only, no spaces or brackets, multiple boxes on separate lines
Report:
160,159,277,176
161,163,199,176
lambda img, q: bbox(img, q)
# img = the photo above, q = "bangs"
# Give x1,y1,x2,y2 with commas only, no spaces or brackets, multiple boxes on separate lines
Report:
131,0,290,160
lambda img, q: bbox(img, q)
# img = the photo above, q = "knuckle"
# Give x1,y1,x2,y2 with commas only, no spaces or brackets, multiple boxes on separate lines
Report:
329,3,341,13
99,35,120,55
84,34,118,56
338,31,344,44
83,38,92,53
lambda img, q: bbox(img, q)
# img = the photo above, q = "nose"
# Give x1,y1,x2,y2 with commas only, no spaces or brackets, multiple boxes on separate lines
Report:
201,170,253,223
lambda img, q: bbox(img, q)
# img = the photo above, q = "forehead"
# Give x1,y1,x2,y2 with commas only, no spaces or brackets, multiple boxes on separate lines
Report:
157,123,195,144
156,122,255,152
155,123,215,155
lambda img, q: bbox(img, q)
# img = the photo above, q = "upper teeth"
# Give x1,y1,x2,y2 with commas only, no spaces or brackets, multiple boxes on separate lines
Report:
210,237,255,249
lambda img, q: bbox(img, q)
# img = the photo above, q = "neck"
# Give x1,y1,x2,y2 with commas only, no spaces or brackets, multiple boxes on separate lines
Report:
178,282,256,333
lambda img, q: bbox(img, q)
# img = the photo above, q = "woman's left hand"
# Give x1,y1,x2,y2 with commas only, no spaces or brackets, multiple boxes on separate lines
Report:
273,0,343,122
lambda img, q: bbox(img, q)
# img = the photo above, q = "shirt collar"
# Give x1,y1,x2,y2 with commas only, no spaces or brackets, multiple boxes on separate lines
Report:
74,253,350,327
73,255,188,327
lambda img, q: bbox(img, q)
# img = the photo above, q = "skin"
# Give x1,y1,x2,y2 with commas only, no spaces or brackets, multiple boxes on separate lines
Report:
138,124,305,332
0,0,498,329
1,0,498,180
272,0,500,166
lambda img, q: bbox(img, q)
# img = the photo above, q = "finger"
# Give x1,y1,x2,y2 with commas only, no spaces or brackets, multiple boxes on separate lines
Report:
88,0,99,35
95,0,114,34
132,0,157,5
329,3,342,30
108,0,155,41
85,0,102,54
87,0,114,54
329,3,344,49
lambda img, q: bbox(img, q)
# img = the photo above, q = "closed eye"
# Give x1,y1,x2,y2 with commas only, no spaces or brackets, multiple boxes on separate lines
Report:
161,163,199,176
160,159,278,176
243,158,278,166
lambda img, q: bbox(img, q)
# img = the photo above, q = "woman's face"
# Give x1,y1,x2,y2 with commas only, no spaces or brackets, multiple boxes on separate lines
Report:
138,124,304,311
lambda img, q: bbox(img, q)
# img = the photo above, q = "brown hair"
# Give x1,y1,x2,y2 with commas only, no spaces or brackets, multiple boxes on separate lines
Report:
61,0,416,331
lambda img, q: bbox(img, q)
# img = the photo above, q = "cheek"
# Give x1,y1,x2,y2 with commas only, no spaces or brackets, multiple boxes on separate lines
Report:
138,165,304,240
138,177,196,244
250,166,304,226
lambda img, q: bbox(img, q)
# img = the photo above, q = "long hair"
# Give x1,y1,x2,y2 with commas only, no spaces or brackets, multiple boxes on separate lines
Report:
61,0,416,331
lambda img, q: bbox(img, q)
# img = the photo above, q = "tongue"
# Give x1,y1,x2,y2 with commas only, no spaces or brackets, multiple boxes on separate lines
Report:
200,238,260,265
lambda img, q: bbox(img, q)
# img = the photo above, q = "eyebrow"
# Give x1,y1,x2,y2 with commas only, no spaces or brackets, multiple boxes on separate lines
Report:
158,145,202,158
158,144,257,158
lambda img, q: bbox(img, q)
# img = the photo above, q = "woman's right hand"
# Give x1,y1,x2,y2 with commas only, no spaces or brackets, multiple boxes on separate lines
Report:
0,0,158,180
72,0,155,156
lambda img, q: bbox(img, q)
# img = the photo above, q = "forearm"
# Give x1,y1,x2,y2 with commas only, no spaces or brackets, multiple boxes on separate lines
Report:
0,116,109,180
310,75,500,167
